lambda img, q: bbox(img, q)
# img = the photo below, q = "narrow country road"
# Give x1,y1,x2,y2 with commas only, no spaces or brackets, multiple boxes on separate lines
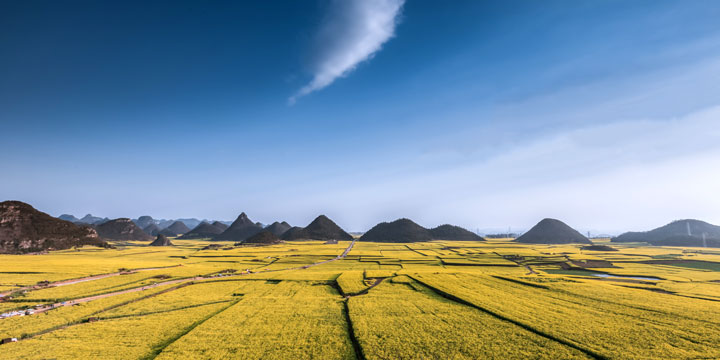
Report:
0,265,181,298
2,239,357,318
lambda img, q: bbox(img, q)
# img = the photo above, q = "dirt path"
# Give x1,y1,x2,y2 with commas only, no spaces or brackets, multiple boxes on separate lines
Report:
4,240,358,318
251,238,357,273
345,278,385,298
524,265,537,275
0,265,181,298
145,299,241,359
33,276,204,314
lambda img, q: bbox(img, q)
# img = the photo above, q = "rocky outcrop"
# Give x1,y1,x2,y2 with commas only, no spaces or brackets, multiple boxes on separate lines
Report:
429,224,485,241
515,218,591,244
214,213,263,241
359,218,433,243
166,221,191,235
0,201,110,254
77,214,109,225
265,221,292,237
281,215,353,241
242,231,283,245
96,218,153,241
179,222,225,239
149,234,174,246
134,216,155,229
143,223,161,236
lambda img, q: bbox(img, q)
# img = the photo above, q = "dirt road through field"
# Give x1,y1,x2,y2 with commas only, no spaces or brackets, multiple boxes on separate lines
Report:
0,265,181,298
3,240,357,318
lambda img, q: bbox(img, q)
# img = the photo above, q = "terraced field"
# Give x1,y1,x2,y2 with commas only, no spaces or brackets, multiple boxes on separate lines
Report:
1,238,720,359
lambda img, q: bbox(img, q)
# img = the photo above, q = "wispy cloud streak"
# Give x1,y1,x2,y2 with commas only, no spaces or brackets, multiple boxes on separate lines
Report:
290,0,405,104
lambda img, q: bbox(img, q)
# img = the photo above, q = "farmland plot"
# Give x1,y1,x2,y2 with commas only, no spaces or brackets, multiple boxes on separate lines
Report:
347,280,590,359
411,273,720,359
155,281,354,360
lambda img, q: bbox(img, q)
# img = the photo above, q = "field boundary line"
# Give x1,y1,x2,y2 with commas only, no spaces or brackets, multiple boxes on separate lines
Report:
342,299,366,360
404,245,429,257
9,282,196,342
549,283,720,325
88,282,195,316
491,275,549,289
408,275,608,360
0,264,182,297
99,299,233,320
142,298,242,360
16,299,232,343
342,278,385,298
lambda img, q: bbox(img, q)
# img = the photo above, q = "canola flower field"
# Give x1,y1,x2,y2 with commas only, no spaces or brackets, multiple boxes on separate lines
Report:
1,238,720,359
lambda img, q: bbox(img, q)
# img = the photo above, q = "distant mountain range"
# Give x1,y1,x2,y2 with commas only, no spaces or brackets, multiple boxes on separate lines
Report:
131,216,232,230
57,213,232,230
51,212,720,248
59,214,110,225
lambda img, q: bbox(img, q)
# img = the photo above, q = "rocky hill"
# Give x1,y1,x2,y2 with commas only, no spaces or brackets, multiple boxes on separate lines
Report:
242,231,283,245
214,213,263,241
133,216,155,229
58,214,80,222
0,201,110,254
281,215,353,241
175,218,204,229
265,221,292,236
429,224,485,241
359,218,433,242
281,226,304,239
166,221,190,235
359,218,484,243
158,227,178,237
96,218,154,241
77,214,110,225
180,222,226,239
143,223,161,236
612,219,720,247
211,221,229,231
149,234,173,246
515,218,591,244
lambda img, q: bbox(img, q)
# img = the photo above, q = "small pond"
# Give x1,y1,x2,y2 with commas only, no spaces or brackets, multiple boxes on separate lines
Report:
591,273,660,281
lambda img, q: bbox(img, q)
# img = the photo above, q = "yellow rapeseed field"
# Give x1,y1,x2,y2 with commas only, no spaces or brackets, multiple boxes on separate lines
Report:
1,238,719,359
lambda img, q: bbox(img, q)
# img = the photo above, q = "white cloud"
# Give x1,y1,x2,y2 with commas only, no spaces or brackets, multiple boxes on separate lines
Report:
250,105,720,232
289,0,405,104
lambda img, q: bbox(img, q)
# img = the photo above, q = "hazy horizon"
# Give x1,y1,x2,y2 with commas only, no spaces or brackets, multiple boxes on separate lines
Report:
3,0,720,235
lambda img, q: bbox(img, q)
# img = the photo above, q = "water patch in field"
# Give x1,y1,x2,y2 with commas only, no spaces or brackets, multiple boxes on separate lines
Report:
591,274,660,281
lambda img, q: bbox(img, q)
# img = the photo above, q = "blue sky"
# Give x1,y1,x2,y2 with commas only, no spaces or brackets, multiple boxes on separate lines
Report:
2,0,720,233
